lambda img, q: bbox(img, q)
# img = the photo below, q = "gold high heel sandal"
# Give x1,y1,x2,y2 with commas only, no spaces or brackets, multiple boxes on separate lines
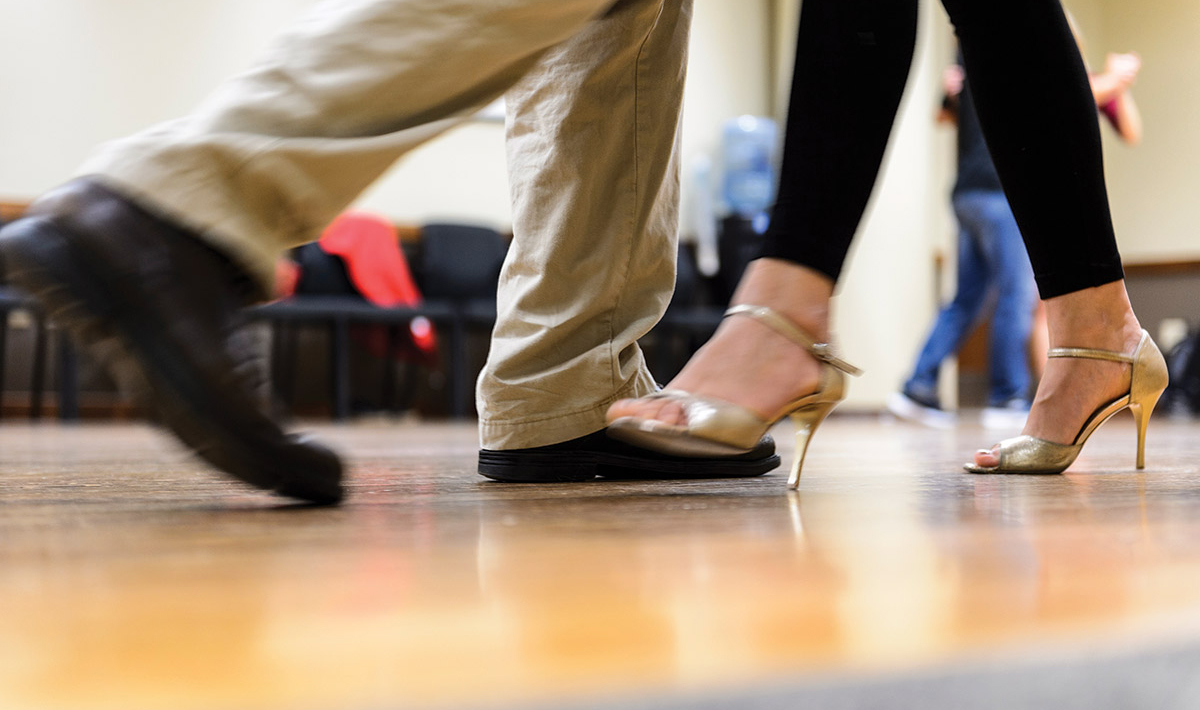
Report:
963,329,1168,474
607,304,861,489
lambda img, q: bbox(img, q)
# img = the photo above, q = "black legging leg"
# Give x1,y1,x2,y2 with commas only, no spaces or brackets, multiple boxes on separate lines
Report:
760,0,918,283
763,0,1125,300
943,0,1123,298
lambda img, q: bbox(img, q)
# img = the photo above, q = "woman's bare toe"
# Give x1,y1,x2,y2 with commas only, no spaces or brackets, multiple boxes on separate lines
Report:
606,396,688,427
973,446,1001,468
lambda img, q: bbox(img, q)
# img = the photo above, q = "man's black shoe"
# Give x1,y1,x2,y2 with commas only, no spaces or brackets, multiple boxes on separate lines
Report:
0,179,343,504
478,429,780,482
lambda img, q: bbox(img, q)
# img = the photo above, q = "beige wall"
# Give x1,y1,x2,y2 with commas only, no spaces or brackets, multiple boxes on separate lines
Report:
681,0,773,167
1071,0,1200,264
838,3,956,409
0,0,773,232
1,1,1194,410
0,0,314,196
362,0,775,229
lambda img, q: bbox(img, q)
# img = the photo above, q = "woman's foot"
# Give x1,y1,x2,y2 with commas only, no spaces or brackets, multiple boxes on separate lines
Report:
607,259,836,427
972,280,1143,468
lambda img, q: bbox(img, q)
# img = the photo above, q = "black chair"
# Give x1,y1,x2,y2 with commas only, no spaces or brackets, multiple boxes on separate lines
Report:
715,215,765,304
252,295,450,419
650,218,768,380
0,286,79,420
250,223,507,420
414,223,509,417
0,220,79,420
651,245,725,381
251,241,450,419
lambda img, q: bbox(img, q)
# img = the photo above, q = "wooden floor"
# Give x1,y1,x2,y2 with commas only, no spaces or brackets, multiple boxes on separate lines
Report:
2,413,1200,710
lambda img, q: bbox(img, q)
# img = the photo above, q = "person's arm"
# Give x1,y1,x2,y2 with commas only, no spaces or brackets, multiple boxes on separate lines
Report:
1091,52,1139,104
936,64,964,125
1100,91,1143,146
1090,52,1143,145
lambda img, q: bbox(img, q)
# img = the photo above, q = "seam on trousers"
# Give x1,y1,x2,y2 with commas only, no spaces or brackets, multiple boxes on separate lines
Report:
607,0,664,390
220,136,316,242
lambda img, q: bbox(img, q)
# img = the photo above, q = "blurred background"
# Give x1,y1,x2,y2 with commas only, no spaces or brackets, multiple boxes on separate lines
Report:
0,0,1197,417
2,5,1200,710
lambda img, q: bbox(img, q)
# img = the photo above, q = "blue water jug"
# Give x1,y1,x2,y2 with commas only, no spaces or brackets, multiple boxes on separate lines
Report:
720,115,778,229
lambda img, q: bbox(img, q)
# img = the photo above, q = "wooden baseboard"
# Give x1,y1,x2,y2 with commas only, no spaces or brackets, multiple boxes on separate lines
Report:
1124,260,1200,277
0,200,28,222
1,200,439,246
0,401,142,420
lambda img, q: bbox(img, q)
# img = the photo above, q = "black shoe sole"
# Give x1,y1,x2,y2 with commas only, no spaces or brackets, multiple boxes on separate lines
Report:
0,217,344,504
477,434,780,483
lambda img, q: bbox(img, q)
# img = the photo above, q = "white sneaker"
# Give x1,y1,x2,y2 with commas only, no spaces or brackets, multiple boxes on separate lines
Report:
886,391,957,429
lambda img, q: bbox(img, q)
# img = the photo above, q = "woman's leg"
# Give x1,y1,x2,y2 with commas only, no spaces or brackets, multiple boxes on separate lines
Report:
759,0,919,279
979,193,1035,407
612,0,1146,461
939,0,1144,464
609,0,919,426
941,0,1122,296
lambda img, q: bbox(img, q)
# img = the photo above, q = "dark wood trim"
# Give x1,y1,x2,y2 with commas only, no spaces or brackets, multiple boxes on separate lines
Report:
396,224,422,243
0,201,29,222
0,199,455,245
0,199,446,244
0,396,141,420
1123,260,1200,278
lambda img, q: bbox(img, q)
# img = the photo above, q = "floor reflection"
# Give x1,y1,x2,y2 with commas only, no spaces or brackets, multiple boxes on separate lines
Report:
0,418,1199,710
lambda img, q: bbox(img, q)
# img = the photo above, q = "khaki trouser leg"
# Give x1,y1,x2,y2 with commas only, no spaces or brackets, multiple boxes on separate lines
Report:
477,0,690,449
78,0,618,291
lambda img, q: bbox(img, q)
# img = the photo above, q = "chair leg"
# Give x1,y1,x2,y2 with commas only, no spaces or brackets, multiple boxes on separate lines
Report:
652,326,674,384
398,361,419,414
276,321,298,415
382,324,401,412
57,334,80,421
30,312,47,420
331,317,351,420
0,309,8,420
450,316,467,419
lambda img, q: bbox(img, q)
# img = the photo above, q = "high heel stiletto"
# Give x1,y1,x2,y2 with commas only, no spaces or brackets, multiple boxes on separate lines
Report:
606,304,861,489
963,329,1168,474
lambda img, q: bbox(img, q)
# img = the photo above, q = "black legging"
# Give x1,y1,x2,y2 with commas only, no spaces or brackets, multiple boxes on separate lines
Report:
761,0,1124,300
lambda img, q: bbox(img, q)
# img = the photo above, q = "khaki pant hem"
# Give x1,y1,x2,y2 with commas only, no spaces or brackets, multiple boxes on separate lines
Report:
478,373,657,450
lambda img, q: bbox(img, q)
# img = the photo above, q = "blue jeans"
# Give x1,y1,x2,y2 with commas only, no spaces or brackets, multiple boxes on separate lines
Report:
905,190,1036,407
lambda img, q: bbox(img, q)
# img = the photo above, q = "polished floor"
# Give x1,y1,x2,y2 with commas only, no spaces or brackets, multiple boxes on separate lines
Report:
2,413,1200,710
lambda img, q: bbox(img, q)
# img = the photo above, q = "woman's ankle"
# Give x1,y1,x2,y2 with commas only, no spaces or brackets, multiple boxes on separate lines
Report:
731,258,835,341
1042,280,1142,351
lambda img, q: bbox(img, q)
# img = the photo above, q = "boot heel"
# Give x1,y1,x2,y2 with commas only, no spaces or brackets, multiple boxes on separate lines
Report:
787,403,836,489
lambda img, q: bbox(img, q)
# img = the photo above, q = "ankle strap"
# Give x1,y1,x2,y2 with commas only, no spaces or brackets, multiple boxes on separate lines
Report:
1047,346,1135,364
725,304,862,376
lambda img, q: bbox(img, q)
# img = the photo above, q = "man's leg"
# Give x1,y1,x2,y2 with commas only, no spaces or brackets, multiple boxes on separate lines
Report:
476,0,779,481
79,0,624,288
904,220,990,405
984,193,1036,407
0,0,621,503
889,195,990,429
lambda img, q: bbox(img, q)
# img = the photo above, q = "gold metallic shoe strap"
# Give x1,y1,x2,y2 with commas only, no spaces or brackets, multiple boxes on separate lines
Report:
1047,347,1135,364
725,305,862,376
